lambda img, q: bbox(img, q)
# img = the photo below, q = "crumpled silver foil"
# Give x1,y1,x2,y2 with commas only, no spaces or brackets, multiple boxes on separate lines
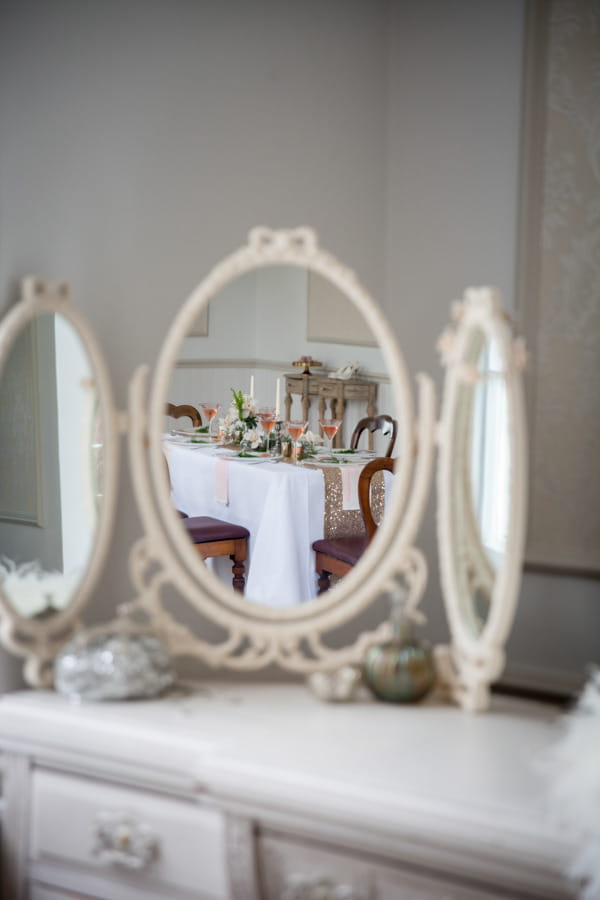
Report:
54,627,176,701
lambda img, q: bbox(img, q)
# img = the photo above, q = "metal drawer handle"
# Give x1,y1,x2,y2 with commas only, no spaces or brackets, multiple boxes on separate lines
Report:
283,874,363,900
92,810,160,871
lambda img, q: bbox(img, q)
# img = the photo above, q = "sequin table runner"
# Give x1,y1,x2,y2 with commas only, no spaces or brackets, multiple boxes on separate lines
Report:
304,465,385,538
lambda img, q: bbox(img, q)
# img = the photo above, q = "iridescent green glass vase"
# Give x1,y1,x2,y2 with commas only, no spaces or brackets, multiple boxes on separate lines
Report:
362,618,435,703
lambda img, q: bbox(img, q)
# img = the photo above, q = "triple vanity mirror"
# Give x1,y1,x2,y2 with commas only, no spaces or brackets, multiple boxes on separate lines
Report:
0,230,527,712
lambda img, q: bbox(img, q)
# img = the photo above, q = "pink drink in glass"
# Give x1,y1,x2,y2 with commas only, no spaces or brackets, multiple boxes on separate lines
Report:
199,403,220,440
258,408,276,454
286,420,307,463
319,418,342,452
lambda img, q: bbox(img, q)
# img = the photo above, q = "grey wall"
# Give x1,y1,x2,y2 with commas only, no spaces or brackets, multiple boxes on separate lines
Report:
0,0,597,692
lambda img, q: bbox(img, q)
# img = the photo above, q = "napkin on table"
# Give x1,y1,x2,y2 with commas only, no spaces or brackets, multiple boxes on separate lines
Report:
215,459,229,505
341,465,362,511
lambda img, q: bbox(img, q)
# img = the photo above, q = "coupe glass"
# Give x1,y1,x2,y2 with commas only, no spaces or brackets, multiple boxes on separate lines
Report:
258,407,276,455
199,402,220,440
319,417,342,453
286,420,308,464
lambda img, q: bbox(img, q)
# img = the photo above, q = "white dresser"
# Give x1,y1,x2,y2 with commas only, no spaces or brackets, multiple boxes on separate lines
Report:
0,683,576,900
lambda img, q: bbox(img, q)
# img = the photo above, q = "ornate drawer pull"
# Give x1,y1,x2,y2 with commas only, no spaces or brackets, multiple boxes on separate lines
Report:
92,810,160,871
282,874,363,900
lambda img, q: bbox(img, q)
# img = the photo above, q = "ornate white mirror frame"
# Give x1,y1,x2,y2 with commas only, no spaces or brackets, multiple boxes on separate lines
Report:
434,287,528,712
127,227,437,673
0,278,120,686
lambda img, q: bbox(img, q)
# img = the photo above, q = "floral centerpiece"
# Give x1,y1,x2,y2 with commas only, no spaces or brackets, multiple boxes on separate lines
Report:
219,389,263,447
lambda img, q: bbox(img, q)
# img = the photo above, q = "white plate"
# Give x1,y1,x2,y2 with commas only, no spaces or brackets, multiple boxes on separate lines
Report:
299,458,366,468
332,448,374,457
213,449,272,463
177,432,212,440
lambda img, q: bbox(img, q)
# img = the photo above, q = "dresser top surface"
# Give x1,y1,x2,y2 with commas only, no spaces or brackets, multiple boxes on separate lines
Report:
0,681,564,833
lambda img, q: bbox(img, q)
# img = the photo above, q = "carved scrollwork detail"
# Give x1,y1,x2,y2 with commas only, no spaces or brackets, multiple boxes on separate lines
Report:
436,326,457,367
248,226,318,256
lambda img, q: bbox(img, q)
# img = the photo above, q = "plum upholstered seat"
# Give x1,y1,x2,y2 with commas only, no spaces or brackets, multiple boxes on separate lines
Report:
183,516,250,593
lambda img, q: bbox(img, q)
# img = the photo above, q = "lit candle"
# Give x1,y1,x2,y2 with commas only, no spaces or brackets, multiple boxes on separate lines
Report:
275,377,281,418
249,375,255,400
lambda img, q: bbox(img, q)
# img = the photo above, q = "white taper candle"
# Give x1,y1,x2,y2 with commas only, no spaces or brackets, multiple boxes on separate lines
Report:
249,375,255,400
275,377,281,418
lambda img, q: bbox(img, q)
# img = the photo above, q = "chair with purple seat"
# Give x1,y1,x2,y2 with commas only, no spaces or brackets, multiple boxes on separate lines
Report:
163,454,249,592
312,457,394,594
183,516,250,592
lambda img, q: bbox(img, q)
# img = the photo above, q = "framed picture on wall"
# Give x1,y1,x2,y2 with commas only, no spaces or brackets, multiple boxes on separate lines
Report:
306,271,377,347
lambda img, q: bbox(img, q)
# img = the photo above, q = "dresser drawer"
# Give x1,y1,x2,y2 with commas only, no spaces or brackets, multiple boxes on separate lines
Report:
259,833,370,899
30,769,228,900
258,832,535,900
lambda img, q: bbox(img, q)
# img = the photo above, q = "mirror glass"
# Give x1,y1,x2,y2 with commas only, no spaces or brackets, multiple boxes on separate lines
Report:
0,313,102,619
164,264,395,608
452,328,509,636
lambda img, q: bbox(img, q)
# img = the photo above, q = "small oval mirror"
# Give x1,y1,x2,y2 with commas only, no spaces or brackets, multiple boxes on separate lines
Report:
451,329,509,637
437,287,527,712
0,312,101,617
0,279,118,685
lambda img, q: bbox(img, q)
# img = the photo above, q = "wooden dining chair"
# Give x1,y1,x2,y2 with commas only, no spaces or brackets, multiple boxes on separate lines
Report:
183,516,250,592
312,457,394,594
350,415,397,458
166,403,203,429
163,453,249,592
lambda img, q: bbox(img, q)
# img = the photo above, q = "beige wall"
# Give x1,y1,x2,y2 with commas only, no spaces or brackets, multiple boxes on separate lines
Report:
0,0,597,692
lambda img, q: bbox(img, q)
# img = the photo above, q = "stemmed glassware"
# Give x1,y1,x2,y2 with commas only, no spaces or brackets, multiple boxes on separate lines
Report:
199,402,220,441
286,420,308,464
257,407,276,455
319,417,342,455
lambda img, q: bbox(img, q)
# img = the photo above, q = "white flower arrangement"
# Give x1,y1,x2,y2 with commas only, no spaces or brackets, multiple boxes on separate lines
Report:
218,389,259,445
242,428,262,449
0,557,80,618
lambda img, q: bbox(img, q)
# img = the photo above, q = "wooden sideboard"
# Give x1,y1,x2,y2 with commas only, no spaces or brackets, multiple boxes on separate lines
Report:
284,374,378,448
0,682,577,900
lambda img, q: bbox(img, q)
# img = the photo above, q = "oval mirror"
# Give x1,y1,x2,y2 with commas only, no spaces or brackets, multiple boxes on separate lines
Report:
0,278,118,685
451,328,511,637
140,228,432,673
436,287,527,712
163,264,396,608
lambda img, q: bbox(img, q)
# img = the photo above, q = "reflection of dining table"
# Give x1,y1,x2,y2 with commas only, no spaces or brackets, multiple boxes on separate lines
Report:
165,442,387,609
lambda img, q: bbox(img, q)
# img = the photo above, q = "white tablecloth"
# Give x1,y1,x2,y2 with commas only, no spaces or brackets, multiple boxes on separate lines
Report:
165,444,326,607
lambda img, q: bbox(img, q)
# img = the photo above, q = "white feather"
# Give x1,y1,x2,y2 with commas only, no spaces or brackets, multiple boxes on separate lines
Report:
546,669,600,900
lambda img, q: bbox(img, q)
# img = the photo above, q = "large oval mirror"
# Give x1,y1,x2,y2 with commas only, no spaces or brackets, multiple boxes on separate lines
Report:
0,278,118,684
436,287,527,712
142,228,430,672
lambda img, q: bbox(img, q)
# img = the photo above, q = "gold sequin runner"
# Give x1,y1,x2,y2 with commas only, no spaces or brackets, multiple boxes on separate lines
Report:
304,465,385,539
